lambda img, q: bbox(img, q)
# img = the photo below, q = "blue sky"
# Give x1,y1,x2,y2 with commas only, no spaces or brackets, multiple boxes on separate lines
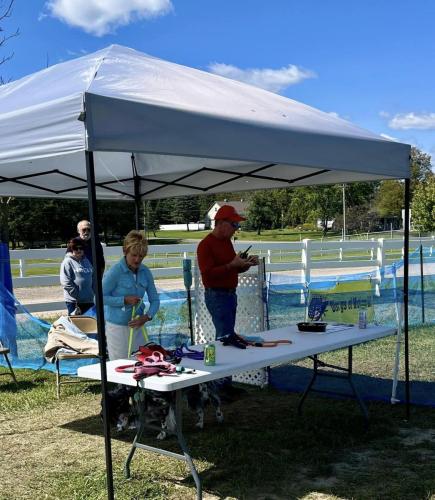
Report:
3,0,435,160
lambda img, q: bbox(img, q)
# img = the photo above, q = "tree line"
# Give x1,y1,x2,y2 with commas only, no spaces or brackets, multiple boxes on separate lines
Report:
245,147,434,235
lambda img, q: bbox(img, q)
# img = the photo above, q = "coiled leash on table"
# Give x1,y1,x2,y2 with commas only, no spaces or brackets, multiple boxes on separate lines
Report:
172,344,204,360
127,299,149,357
221,333,292,349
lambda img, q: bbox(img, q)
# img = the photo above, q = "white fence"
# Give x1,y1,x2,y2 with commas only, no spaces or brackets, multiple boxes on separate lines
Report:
8,236,435,313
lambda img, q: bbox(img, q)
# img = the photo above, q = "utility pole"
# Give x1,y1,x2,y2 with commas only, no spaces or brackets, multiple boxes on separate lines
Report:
342,184,346,240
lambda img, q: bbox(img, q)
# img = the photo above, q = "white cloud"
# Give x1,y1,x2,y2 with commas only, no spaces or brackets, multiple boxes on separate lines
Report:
208,62,316,93
379,111,390,119
45,0,173,36
388,112,435,130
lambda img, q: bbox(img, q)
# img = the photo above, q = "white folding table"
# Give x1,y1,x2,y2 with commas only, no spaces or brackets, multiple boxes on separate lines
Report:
78,324,396,499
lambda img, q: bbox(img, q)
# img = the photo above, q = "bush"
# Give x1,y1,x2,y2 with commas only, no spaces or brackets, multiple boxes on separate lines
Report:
300,222,317,231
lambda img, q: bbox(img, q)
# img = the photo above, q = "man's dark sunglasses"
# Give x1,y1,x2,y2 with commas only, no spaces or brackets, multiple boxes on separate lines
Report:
81,228,91,232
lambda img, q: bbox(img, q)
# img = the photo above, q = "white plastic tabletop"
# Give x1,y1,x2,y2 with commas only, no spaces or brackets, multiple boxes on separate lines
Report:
77,324,396,392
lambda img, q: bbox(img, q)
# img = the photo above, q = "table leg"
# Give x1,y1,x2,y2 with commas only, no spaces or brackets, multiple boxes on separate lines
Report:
174,390,202,500
123,389,202,500
297,355,318,415
297,348,369,424
346,347,369,423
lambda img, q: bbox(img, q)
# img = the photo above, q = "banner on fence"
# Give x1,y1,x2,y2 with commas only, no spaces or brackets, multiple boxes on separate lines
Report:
309,279,375,324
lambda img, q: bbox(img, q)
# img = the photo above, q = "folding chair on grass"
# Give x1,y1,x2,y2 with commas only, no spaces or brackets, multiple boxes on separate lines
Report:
54,316,98,398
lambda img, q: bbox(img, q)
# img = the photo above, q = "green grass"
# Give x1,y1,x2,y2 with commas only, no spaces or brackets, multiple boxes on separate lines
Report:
1,326,434,499
150,228,331,242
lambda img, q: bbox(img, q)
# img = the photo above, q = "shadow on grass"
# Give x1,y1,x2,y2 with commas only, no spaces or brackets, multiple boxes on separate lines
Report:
270,364,435,408
0,378,45,391
57,387,435,499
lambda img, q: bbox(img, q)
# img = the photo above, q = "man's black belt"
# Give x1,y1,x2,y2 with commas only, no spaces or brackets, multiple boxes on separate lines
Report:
205,287,236,293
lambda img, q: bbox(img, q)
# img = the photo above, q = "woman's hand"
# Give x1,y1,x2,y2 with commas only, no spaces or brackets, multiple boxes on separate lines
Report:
128,314,151,328
124,295,141,305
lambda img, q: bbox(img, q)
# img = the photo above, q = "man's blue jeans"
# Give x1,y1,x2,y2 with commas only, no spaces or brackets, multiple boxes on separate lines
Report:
204,288,237,387
204,288,237,340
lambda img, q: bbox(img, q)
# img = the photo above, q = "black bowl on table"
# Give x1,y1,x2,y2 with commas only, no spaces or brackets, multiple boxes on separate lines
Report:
297,322,327,333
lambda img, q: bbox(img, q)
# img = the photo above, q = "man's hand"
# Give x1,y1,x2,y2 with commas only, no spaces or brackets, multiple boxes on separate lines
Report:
124,295,141,305
247,255,259,266
227,254,249,269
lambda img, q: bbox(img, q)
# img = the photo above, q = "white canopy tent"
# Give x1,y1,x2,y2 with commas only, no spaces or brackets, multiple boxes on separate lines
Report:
0,44,409,200
0,44,411,500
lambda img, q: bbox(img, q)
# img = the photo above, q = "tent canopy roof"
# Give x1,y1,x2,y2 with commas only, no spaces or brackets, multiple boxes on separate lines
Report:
0,44,410,200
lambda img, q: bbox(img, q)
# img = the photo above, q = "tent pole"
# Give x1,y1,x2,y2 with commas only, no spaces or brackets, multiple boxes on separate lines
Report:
134,175,141,230
403,177,411,420
131,154,141,230
85,151,115,500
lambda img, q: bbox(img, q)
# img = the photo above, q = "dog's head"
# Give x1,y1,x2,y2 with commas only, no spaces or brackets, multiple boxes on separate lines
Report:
103,386,134,428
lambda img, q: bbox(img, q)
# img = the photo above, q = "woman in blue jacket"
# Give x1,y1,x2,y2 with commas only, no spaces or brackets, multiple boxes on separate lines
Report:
103,230,160,360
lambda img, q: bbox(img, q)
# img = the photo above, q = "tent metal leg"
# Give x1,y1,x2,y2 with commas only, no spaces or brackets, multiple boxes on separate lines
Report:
403,177,411,420
85,150,114,500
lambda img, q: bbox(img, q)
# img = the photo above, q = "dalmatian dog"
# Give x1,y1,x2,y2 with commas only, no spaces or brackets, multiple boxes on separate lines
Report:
103,381,224,439
157,381,224,439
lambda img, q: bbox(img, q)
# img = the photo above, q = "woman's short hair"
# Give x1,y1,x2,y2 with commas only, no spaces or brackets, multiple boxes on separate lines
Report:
123,230,148,257
67,237,85,253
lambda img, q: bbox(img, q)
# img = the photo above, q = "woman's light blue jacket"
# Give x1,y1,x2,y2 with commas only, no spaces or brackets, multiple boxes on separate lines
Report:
102,257,160,326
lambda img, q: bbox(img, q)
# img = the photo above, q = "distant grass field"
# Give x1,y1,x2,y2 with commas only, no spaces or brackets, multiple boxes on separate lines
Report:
149,228,333,241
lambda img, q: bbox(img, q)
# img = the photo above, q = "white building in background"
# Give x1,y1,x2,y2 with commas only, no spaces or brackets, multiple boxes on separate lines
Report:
207,200,248,228
160,223,205,231
316,219,334,230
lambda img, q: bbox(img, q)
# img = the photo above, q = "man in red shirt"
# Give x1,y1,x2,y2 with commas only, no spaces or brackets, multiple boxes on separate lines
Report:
197,205,258,347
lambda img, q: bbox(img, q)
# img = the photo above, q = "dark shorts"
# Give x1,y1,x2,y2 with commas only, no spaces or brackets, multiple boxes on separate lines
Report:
66,302,94,315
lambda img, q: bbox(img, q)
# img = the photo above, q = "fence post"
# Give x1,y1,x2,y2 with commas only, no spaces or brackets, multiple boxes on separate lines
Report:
301,239,311,285
19,258,26,278
420,244,425,324
376,238,385,286
339,240,343,261
267,249,271,265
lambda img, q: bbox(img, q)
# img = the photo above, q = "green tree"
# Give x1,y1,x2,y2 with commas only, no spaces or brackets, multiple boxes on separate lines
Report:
410,146,433,185
246,191,275,235
308,185,342,235
411,175,435,232
286,187,312,227
168,196,200,230
334,203,381,234
374,147,433,221
143,200,160,237
374,180,404,218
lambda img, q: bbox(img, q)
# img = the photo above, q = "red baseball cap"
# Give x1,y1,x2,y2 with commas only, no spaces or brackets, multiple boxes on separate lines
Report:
214,205,246,222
